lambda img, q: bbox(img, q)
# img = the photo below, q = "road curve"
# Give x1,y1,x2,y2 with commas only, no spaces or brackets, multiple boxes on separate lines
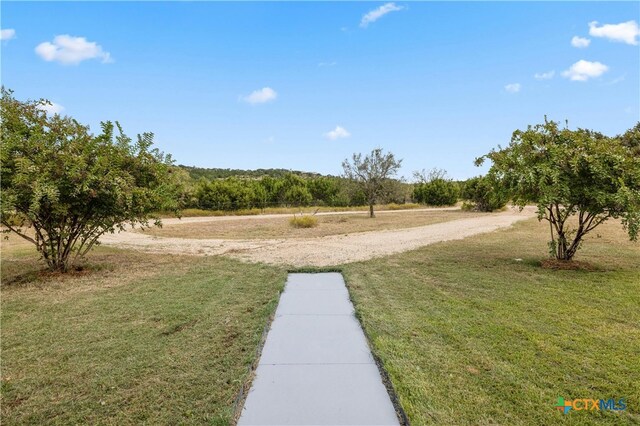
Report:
100,207,535,267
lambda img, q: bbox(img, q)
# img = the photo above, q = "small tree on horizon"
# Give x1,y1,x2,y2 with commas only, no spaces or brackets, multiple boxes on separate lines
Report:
477,118,640,261
342,148,402,218
0,88,179,272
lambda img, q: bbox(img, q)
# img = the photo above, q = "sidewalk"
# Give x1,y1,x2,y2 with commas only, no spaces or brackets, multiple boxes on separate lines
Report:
238,273,400,425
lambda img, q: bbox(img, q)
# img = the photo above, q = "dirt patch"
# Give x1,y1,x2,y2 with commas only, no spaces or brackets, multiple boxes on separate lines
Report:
540,259,596,271
100,207,536,267
138,208,474,240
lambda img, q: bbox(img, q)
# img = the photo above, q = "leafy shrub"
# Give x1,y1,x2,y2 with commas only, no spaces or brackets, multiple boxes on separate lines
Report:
289,215,319,228
461,176,508,212
477,118,640,260
283,185,312,206
413,179,459,206
0,89,178,272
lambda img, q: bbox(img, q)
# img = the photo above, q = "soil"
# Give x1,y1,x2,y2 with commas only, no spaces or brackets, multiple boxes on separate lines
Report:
99,207,536,267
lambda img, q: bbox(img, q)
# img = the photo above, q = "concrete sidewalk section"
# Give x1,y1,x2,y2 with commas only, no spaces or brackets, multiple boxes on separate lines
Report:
238,273,400,426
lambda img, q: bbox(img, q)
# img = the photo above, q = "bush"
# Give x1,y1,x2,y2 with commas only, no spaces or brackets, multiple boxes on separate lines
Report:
413,179,459,206
461,176,508,212
0,89,178,272
289,215,318,228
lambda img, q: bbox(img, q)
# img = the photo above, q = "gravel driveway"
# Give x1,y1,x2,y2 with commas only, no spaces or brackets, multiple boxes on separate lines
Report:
99,207,535,267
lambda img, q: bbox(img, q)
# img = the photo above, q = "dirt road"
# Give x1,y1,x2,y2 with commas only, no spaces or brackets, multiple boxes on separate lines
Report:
100,207,535,266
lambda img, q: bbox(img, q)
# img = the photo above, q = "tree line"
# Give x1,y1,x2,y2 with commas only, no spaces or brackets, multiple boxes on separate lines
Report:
173,166,501,213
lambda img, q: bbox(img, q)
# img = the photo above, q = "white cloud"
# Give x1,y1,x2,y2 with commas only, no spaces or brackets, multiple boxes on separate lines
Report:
35,35,112,65
534,70,555,80
324,126,351,140
562,60,609,81
1,29,16,41
504,83,521,93
360,3,404,28
571,36,591,48
240,87,278,105
318,61,337,67
38,102,65,115
589,20,640,45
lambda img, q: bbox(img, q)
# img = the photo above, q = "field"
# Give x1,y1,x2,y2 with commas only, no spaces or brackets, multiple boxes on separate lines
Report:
2,213,639,425
140,209,481,240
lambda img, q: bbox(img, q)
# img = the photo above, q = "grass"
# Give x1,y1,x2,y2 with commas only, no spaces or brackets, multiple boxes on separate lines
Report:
289,215,319,228
342,219,640,425
3,214,638,425
141,209,483,240
0,237,287,425
156,203,425,218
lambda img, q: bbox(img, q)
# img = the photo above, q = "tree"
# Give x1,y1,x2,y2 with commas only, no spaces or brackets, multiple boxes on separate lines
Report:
460,176,508,212
412,168,459,206
308,176,340,206
283,185,312,206
0,89,178,272
342,148,402,218
476,118,640,261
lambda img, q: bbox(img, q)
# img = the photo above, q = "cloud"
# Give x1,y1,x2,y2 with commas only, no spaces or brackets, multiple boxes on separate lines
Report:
35,35,112,65
1,29,16,41
589,20,640,45
571,36,591,48
38,102,65,115
504,83,521,93
324,126,351,140
360,3,404,28
240,87,278,105
534,70,555,80
562,60,608,81
318,61,337,67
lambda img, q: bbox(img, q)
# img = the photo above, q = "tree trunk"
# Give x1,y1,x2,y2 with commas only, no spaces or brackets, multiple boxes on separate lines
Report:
369,202,375,218
46,257,70,272
555,232,576,261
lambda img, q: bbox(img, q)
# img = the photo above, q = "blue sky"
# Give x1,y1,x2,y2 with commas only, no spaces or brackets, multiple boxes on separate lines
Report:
2,2,639,179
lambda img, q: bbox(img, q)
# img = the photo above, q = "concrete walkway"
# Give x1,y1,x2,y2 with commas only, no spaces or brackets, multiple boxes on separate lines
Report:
238,273,400,426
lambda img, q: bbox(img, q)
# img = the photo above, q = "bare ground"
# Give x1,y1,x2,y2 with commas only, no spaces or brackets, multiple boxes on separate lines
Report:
137,209,480,240
100,207,536,267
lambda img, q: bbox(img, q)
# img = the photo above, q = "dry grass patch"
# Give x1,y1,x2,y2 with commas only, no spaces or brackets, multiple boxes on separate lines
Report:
140,209,484,240
156,203,425,218
289,215,319,228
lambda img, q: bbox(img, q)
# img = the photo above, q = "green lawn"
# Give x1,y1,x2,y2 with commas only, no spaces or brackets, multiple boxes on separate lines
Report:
2,218,638,425
1,243,286,425
343,219,640,425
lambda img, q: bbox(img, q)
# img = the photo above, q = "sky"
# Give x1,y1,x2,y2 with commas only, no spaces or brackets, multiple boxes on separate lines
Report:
1,1,639,180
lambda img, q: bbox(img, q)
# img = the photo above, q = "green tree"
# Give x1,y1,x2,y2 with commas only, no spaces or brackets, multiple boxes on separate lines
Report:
477,118,640,261
0,89,178,272
342,148,402,218
412,168,459,206
283,185,312,206
308,176,340,206
460,176,508,212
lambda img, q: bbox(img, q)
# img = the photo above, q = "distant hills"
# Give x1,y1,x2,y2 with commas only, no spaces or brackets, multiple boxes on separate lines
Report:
178,165,325,180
